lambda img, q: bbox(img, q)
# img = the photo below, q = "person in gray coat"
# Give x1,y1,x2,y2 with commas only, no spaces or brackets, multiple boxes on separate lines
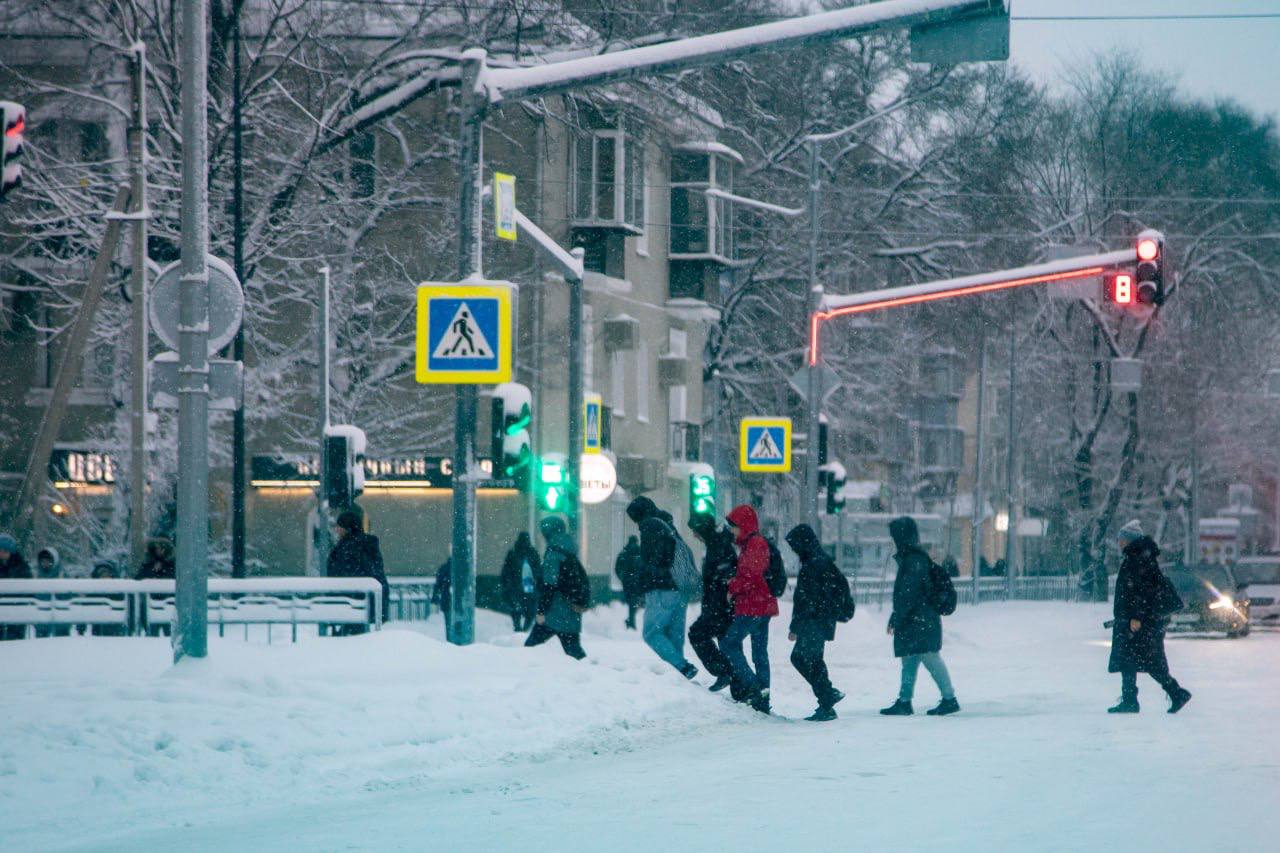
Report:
524,516,589,660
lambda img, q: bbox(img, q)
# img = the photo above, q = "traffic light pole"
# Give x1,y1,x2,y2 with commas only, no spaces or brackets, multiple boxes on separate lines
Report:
127,43,149,576
970,330,987,604
803,141,822,531
567,271,583,537
314,265,331,578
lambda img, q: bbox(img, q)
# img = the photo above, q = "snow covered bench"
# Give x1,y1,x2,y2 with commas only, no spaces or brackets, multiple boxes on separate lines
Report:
0,578,384,642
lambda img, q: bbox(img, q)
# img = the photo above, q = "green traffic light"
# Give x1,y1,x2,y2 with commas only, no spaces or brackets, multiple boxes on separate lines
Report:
505,412,531,436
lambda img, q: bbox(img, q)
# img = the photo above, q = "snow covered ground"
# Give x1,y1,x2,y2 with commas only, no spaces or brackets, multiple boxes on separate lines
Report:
2,601,1277,852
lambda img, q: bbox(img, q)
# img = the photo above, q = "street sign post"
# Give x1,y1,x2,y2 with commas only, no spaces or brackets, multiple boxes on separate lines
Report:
494,173,516,241
149,352,242,410
150,254,243,354
579,453,617,504
584,392,603,454
740,417,792,473
415,281,515,384
789,364,841,403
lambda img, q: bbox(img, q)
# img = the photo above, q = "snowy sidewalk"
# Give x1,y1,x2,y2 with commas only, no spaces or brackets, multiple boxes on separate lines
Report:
3,602,1277,851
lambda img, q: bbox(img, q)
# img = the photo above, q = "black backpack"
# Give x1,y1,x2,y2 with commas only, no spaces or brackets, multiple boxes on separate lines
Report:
926,558,957,616
831,564,856,623
1154,571,1184,617
762,536,788,598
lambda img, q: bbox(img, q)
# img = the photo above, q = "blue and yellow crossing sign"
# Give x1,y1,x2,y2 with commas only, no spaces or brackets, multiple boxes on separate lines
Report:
740,417,792,473
416,281,515,384
584,392,603,454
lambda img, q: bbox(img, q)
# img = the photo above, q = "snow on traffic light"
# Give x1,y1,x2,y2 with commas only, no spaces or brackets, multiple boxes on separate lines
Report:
492,383,533,491
1134,229,1165,306
1,101,25,200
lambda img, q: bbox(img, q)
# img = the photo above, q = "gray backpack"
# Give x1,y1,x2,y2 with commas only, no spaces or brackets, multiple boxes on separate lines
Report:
658,519,701,601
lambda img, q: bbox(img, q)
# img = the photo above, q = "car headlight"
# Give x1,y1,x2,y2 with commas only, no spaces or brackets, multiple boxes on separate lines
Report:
1209,596,1234,610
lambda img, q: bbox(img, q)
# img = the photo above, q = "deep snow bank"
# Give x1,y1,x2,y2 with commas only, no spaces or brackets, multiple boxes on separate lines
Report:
0,607,744,845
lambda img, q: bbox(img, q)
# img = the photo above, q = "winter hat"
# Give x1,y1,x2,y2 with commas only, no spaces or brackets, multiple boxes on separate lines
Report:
539,515,567,540
688,512,718,540
0,533,17,553
626,496,658,525
1117,519,1144,541
785,523,822,559
888,516,920,550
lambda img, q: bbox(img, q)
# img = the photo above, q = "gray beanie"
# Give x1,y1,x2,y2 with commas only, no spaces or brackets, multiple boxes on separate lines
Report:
1117,519,1144,540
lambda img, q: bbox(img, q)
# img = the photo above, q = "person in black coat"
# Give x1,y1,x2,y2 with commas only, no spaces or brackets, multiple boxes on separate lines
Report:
687,514,737,693
613,536,644,629
326,510,390,634
136,537,176,580
0,534,31,640
432,557,452,617
786,524,852,721
501,533,541,632
880,516,959,717
1107,522,1192,714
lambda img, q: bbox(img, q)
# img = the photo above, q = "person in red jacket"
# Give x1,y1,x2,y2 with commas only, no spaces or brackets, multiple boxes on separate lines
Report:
724,505,779,713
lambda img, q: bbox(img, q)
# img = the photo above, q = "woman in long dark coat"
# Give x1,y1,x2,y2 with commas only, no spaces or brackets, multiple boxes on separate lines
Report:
1108,522,1192,714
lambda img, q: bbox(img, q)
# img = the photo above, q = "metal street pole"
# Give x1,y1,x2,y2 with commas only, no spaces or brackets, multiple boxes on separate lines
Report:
230,5,247,578
804,140,822,530
449,49,487,646
1004,301,1018,594
174,0,211,662
127,42,149,574
970,330,988,605
314,265,331,578
567,269,584,539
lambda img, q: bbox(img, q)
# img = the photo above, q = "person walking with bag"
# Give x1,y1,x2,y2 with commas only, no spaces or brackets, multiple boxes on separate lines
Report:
786,523,855,721
880,516,960,717
688,513,737,693
501,532,541,632
524,516,589,660
626,496,698,678
1108,520,1192,714
723,505,779,713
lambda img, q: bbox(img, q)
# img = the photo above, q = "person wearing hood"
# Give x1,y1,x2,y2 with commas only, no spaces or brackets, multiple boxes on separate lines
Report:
1108,520,1192,714
880,516,959,717
613,536,644,630
626,496,697,678
501,532,541,632
0,534,32,639
524,515,589,660
136,537,176,580
687,513,737,693
326,510,390,634
34,547,71,637
724,505,779,713
786,524,852,721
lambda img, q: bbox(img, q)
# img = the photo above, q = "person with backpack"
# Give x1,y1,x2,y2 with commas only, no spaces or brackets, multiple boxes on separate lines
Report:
524,516,589,660
626,496,698,678
614,536,644,630
724,505,780,713
880,516,960,717
687,513,738,693
1107,520,1192,714
785,523,855,721
501,532,541,632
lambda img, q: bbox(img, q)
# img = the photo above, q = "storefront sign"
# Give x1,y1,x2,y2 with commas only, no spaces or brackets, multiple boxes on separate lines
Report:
49,449,117,485
251,455,503,490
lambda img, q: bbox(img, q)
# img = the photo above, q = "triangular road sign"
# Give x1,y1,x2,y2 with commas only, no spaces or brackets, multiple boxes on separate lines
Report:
750,428,784,462
432,301,494,359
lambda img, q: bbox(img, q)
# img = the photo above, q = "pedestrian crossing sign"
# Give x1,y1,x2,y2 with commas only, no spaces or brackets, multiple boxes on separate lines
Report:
740,417,791,473
584,392,603,453
416,281,515,384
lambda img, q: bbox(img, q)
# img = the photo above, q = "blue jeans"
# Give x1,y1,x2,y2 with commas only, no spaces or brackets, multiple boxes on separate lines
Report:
899,652,955,701
643,590,691,672
723,616,771,694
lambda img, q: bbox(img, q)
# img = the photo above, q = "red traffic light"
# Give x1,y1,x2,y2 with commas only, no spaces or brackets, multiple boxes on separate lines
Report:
4,115,22,137
1137,238,1159,262
1110,273,1133,305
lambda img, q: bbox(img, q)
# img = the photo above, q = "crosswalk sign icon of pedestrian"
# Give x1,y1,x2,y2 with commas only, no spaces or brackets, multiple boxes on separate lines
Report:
416,282,515,384
740,417,792,473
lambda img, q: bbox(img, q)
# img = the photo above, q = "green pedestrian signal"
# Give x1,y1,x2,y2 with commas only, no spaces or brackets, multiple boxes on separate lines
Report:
538,453,568,512
689,470,716,517
493,383,533,492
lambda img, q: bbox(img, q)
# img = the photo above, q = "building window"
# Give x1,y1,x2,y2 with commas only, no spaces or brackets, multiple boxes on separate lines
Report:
610,351,627,417
670,144,739,262
571,122,644,234
636,340,650,423
583,305,595,392
670,421,701,463
635,180,651,257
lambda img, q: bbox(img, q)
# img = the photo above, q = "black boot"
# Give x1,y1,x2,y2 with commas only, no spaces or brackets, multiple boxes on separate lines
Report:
1167,687,1192,714
927,698,960,716
825,689,846,709
806,706,837,722
709,675,731,693
880,699,913,716
1108,698,1139,714
750,688,771,715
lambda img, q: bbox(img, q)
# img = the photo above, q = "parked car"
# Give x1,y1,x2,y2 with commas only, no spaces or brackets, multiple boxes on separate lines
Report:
1165,563,1250,638
1233,556,1280,627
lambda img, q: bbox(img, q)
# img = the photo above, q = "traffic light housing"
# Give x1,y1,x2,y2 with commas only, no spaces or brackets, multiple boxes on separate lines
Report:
492,383,533,491
1134,229,1165,306
1,101,25,201
820,461,846,515
689,466,716,518
537,452,568,513
323,425,366,510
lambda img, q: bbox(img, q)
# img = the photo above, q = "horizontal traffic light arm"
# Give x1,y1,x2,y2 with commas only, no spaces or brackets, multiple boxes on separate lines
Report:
810,247,1137,365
